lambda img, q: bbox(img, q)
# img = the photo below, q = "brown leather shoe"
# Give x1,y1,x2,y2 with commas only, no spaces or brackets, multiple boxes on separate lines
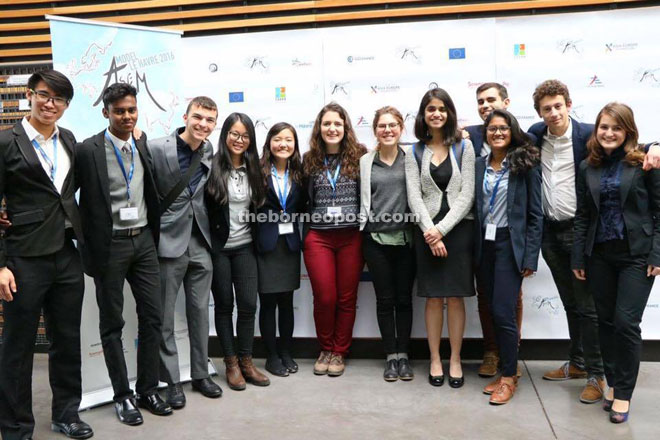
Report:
478,351,499,377
224,356,246,391
483,376,501,395
517,361,523,378
542,361,587,381
327,353,345,376
489,377,517,405
239,356,271,386
313,351,332,375
580,376,606,404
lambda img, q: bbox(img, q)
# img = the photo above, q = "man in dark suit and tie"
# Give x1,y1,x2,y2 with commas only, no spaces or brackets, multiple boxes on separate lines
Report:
0,70,93,440
75,83,171,426
149,96,222,408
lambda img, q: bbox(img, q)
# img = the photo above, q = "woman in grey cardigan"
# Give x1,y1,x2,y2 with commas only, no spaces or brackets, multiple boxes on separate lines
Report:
405,88,476,388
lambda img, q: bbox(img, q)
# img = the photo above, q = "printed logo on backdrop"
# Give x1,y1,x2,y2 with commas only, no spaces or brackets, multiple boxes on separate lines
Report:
254,117,270,132
370,84,401,94
297,121,315,130
229,91,244,103
588,75,604,88
428,82,439,89
275,87,286,101
570,105,585,121
448,48,466,60
557,39,582,55
514,43,526,58
467,81,511,90
605,42,638,53
355,116,370,128
209,63,218,73
532,296,561,316
635,68,660,87
398,47,422,64
346,55,375,63
647,303,659,309
330,81,350,96
245,56,269,72
65,41,113,78
404,111,416,123
291,57,313,68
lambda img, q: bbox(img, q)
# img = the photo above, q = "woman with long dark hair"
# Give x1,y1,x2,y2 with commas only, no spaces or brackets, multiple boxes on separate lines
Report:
359,106,416,381
475,109,543,404
206,112,269,391
303,102,367,377
405,88,475,388
256,122,304,377
572,103,660,423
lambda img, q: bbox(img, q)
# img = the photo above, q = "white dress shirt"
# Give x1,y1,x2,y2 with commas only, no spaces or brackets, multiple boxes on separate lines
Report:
540,119,576,221
21,116,71,194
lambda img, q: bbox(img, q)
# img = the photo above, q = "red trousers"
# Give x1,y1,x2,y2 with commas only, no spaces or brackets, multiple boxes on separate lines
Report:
303,228,364,356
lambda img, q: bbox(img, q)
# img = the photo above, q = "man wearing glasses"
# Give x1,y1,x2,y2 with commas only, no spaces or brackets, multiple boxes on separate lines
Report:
0,70,93,439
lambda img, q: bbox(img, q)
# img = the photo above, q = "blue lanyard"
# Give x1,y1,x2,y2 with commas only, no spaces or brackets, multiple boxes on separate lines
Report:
105,130,136,203
31,135,58,182
324,156,341,198
483,165,507,219
271,165,289,211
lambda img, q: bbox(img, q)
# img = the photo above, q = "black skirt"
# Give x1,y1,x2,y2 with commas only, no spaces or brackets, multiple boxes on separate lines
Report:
257,236,301,294
414,219,475,298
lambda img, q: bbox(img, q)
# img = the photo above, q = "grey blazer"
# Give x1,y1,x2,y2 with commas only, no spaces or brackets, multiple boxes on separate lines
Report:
147,130,213,258
359,145,411,231
405,139,475,235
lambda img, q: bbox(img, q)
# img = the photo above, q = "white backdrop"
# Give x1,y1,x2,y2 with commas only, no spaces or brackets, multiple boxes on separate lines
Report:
182,6,660,340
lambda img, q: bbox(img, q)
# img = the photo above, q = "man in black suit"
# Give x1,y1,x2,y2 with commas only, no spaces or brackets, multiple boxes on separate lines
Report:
75,83,171,426
0,70,93,440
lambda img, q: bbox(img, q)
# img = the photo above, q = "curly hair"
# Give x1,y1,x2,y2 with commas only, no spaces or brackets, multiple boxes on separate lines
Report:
586,102,644,167
260,122,304,186
414,88,460,146
372,106,404,150
303,102,366,179
483,109,540,175
532,79,571,114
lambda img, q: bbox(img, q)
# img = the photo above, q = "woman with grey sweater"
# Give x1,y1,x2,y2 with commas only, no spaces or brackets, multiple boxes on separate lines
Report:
405,88,476,388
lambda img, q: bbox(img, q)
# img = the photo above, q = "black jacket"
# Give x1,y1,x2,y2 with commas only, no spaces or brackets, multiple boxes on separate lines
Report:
256,176,303,254
75,130,160,277
0,122,83,266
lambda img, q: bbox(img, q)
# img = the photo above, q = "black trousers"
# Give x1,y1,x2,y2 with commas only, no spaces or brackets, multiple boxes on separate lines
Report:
258,291,294,359
0,239,84,440
211,244,258,358
362,235,415,355
587,239,654,400
93,231,162,402
542,221,604,376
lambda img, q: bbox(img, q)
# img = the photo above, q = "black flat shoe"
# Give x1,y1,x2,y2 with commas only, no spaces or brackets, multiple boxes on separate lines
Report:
281,354,299,374
192,377,223,398
114,398,143,426
51,420,94,439
384,359,399,382
265,358,290,377
448,375,465,388
398,358,414,381
428,374,444,386
165,383,186,409
136,393,173,416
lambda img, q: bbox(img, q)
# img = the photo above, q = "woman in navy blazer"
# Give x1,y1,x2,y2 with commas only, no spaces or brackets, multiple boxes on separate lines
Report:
572,103,660,423
474,109,543,405
256,122,305,377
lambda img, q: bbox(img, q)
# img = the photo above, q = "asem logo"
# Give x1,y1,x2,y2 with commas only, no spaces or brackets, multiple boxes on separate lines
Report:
448,48,465,59
514,44,526,57
330,82,349,95
355,116,370,127
229,91,244,103
275,87,286,101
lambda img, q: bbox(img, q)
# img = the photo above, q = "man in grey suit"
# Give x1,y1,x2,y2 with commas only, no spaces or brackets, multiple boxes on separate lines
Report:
148,96,222,408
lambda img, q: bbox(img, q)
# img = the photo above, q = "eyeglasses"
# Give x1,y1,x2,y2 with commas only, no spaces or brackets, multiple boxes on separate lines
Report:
486,125,510,134
228,131,250,142
29,89,69,107
376,122,400,131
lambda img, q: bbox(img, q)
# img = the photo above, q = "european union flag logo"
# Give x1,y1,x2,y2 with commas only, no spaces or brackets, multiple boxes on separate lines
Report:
449,48,466,59
229,91,244,103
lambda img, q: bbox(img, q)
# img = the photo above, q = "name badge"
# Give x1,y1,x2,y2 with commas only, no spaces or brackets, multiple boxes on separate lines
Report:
120,206,139,221
485,223,497,241
278,222,294,235
327,206,342,216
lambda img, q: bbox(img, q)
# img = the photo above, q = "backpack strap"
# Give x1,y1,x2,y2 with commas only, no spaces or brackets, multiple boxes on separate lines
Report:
452,139,465,171
413,142,423,172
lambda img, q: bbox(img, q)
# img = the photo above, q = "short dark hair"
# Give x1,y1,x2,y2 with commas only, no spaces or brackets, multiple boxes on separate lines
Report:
186,96,217,115
102,83,137,109
414,88,459,146
27,69,74,101
476,82,508,100
533,79,571,114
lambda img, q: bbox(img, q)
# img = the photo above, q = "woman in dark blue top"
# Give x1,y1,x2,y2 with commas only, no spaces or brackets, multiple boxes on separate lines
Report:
572,102,660,423
474,109,543,405
256,122,304,377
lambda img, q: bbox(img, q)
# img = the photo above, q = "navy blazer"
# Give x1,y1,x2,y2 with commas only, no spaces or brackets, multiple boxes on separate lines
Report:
474,157,544,272
572,159,660,269
256,175,303,254
527,117,594,180
465,124,537,158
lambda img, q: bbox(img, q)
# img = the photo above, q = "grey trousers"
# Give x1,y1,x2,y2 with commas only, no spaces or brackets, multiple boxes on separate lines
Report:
158,228,213,384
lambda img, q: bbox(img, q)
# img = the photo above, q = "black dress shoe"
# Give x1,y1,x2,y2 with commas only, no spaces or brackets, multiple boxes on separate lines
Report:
136,393,173,416
166,383,186,409
398,358,414,381
51,420,94,439
115,398,143,426
265,358,289,377
384,359,399,382
281,354,299,374
448,375,465,388
428,374,445,387
192,377,223,398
